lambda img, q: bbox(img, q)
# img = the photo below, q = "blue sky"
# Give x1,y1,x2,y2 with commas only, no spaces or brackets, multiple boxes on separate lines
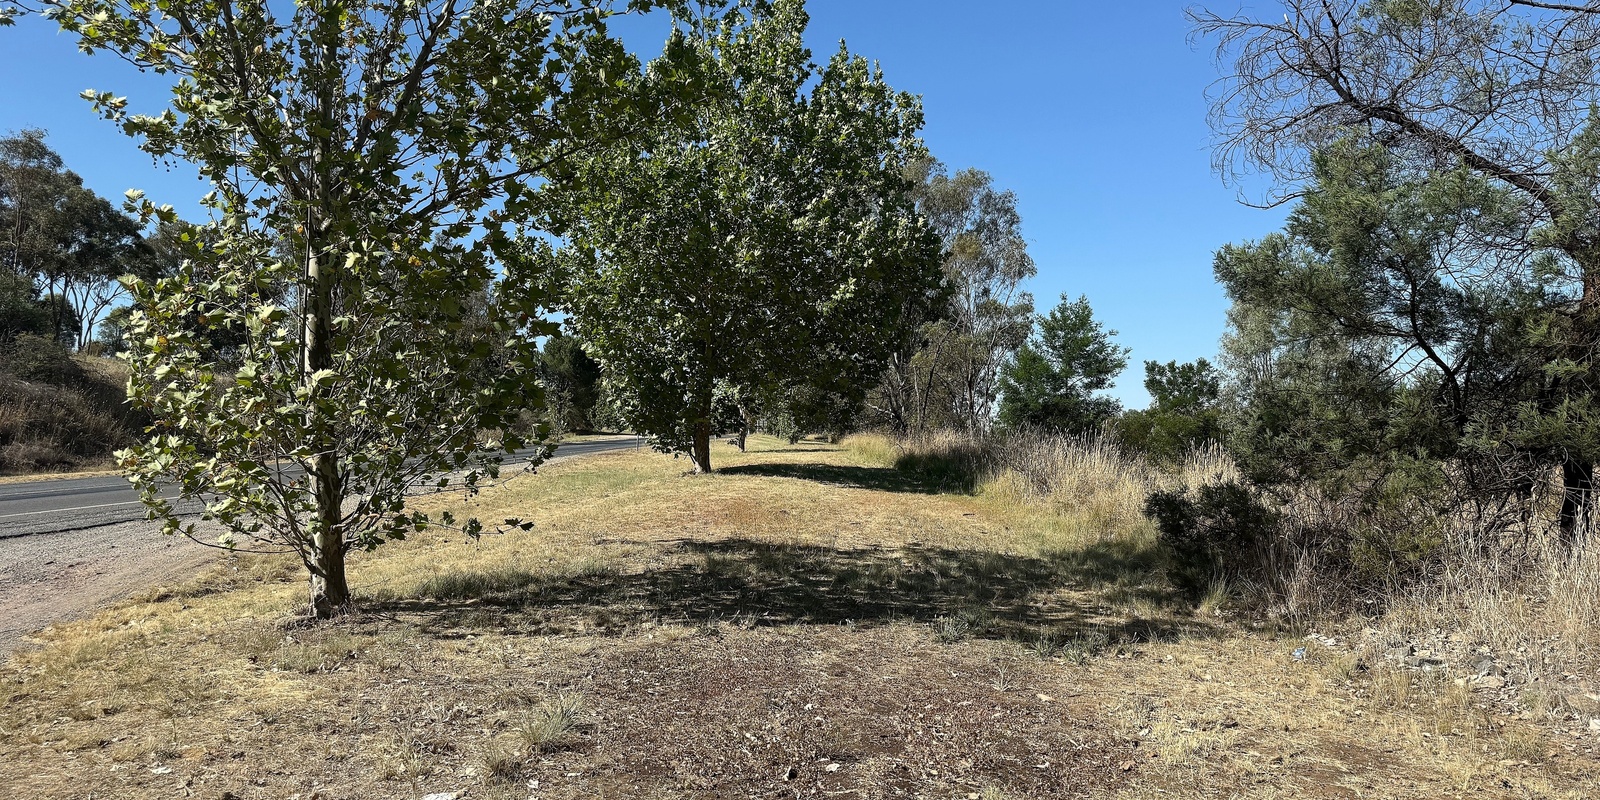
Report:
0,1,1291,406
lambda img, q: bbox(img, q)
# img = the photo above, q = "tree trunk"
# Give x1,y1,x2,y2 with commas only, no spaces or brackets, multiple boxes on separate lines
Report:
735,402,754,452
691,418,713,473
1559,456,1593,550
302,223,350,616
309,485,350,617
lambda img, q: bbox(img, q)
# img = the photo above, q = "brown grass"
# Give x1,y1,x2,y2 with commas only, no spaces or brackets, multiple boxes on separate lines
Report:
0,355,137,475
0,435,1595,798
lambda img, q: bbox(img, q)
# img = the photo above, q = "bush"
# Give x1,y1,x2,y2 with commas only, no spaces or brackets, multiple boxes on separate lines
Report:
0,334,83,385
1144,480,1280,598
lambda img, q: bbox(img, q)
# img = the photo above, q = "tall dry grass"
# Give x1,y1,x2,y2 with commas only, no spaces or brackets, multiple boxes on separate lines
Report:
849,429,1238,546
1381,539,1600,681
853,429,1600,680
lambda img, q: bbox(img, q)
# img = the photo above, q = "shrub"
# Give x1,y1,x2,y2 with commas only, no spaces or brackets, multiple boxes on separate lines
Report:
0,334,83,385
1143,480,1280,598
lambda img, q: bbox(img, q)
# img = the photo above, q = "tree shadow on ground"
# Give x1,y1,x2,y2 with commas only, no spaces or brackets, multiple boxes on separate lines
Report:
716,463,953,495
371,537,1215,648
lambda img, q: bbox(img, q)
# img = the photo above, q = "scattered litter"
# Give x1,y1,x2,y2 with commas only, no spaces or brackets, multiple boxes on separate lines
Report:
1291,647,1307,661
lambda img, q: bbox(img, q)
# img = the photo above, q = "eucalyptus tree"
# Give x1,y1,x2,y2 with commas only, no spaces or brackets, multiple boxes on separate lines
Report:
27,0,662,617
869,161,1034,434
1193,0,1600,545
0,130,152,349
531,0,940,473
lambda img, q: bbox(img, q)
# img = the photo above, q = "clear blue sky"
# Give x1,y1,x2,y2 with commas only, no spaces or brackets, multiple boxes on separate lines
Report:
0,1,1290,406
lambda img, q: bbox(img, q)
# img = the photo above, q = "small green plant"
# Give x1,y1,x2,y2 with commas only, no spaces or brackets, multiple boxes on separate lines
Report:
1061,631,1111,666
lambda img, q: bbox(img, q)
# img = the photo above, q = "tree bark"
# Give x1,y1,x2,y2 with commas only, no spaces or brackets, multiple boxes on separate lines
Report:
691,418,713,473
1558,456,1592,550
301,219,349,616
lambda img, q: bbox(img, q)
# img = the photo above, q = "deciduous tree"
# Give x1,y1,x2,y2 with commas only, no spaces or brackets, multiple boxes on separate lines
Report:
30,0,661,616
532,0,940,472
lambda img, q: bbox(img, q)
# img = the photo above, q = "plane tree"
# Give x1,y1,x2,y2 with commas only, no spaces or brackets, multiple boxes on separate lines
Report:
527,0,941,472
28,0,666,617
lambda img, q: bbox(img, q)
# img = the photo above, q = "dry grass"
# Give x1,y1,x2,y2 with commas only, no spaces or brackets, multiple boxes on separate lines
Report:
0,354,137,475
1,435,1596,798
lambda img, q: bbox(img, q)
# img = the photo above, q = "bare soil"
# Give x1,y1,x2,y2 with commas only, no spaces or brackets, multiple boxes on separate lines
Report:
0,521,217,655
1,440,1595,799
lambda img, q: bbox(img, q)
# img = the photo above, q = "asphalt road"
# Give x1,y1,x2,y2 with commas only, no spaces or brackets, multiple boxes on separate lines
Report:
0,435,643,539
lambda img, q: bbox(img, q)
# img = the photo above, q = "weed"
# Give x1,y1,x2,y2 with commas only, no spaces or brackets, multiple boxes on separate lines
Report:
515,692,585,753
1498,727,1548,762
480,744,525,784
1060,631,1111,666
991,662,1017,692
933,614,971,644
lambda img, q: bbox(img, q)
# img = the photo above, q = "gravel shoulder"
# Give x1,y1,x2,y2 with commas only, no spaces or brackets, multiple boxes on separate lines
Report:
0,521,218,656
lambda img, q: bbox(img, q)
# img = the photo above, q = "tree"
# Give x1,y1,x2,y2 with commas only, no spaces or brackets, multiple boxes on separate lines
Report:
1193,0,1600,545
997,294,1128,433
0,129,153,350
0,272,50,343
1117,358,1225,462
532,0,940,473
1214,140,1551,550
34,0,660,617
867,161,1034,434
539,333,603,435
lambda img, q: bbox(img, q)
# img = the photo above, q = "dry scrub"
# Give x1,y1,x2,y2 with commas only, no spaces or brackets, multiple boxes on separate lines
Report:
0,354,139,475
0,436,1595,798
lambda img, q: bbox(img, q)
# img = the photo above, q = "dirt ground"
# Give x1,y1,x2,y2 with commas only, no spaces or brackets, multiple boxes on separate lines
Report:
1,439,1596,799
0,520,217,655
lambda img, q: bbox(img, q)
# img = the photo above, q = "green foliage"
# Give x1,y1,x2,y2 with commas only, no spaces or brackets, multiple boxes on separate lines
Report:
531,0,940,472
539,334,603,435
1143,481,1279,599
39,0,654,615
1196,1,1600,548
1213,140,1552,511
1117,358,1224,462
997,294,1128,433
0,272,50,342
0,129,154,350
872,161,1034,434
